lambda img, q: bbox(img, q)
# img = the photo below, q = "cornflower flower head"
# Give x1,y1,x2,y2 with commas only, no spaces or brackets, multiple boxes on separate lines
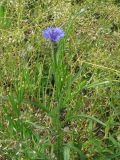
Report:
42,27,65,42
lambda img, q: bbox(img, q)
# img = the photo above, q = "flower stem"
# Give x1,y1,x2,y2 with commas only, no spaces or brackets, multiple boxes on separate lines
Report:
52,43,57,69
51,42,64,159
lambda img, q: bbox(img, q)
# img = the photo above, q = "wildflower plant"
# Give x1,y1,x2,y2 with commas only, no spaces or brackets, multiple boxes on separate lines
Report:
42,27,65,159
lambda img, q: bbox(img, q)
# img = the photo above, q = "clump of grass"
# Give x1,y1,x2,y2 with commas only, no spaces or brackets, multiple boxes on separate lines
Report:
0,0,120,160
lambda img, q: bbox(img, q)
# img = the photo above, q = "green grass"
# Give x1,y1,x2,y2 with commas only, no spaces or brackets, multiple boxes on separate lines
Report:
0,0,120,159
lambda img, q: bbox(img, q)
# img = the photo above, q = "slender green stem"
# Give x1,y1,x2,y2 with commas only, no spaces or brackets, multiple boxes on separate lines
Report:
52,42,58,70
51,42,64,159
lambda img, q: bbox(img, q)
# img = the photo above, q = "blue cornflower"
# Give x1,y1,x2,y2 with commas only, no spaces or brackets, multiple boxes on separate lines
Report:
42,27,65,42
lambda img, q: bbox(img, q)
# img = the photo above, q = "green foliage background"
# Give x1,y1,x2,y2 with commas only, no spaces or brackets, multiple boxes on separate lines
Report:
0,0,120,159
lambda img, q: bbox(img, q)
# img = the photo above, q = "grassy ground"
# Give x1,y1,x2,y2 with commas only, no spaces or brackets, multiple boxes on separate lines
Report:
0,0,120,159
